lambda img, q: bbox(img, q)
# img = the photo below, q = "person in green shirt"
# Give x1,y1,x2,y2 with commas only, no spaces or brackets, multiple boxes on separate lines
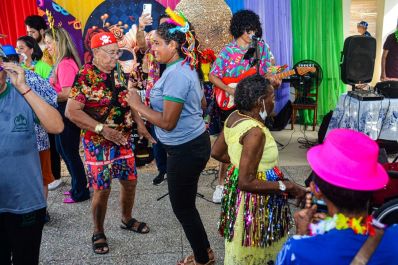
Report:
16,35,52,79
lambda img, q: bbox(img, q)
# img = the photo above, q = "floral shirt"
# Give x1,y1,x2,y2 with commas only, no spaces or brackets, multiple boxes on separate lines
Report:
69,63,133,146
210,40,273,79
24,70,57,151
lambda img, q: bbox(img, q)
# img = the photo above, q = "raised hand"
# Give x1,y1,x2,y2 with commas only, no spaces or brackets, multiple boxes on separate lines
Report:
138,13,153,29
2,62,28,92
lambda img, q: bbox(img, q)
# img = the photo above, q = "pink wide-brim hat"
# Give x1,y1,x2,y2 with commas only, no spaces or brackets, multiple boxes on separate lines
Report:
307,128,388,191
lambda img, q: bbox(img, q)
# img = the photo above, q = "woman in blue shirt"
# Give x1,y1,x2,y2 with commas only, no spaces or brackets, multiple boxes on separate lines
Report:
127,13,214,265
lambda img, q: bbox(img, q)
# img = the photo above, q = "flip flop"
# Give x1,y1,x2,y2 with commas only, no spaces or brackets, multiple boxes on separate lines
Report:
63,197,76,204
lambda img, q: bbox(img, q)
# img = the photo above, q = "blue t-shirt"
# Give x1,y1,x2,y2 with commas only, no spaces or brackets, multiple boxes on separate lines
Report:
150,60,205,145
0,83,46,214
276,226,398,265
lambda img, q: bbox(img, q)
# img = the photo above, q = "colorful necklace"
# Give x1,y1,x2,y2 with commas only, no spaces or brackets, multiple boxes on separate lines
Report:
309,213,386,236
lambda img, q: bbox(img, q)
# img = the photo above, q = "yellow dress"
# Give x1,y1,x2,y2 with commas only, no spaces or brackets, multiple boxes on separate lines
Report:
220,117,290,265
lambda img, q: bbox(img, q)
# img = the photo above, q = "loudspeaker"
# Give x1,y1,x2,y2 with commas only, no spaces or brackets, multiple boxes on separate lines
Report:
340,36,376,84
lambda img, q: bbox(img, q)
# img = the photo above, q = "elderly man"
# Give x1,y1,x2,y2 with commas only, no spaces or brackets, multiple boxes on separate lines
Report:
0,45,63,265
276,129,398,265
3,45,58,223
66,32,154,255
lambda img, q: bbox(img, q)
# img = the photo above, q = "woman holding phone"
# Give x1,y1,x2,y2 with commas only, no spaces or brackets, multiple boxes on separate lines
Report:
127,9,215,265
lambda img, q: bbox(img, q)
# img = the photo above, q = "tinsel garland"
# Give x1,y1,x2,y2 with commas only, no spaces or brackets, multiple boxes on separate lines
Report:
218,165,292,248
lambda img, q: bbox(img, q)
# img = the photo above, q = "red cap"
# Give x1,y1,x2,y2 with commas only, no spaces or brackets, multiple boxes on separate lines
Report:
90,32,117,49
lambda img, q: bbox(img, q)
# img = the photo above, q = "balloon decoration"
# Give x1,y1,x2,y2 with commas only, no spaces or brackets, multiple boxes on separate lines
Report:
83,0,165,71
175,0,232,54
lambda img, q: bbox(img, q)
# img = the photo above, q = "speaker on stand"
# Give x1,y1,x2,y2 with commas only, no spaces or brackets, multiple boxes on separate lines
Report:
340,35,377,89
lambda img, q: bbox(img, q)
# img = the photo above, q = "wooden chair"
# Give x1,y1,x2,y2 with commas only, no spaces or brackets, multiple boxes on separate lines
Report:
290,78,319,131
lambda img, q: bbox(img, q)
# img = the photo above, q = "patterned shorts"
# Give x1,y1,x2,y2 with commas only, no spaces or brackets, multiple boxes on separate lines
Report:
82,138,137,190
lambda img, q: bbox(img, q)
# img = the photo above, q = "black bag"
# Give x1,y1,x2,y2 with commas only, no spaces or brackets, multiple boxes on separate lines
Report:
318,111,333,144
267,100,292,131
132,123,154,167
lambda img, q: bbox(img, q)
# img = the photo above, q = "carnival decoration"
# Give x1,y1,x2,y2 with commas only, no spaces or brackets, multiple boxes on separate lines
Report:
83,0,165,72
165,7,199,69
175,0,232,54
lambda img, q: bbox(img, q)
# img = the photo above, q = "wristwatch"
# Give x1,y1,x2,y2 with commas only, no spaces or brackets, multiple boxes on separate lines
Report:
94,123,104,135
278,181,286,192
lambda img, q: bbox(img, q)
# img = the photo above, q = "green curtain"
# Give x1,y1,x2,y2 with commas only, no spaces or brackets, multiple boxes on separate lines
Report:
291,0,346,124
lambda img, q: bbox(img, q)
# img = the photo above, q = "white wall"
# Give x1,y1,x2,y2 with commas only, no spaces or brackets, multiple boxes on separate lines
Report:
373,0,398,84
343,0,352,39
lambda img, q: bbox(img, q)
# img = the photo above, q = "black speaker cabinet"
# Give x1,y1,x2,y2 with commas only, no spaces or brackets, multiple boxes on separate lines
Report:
341,36,376,84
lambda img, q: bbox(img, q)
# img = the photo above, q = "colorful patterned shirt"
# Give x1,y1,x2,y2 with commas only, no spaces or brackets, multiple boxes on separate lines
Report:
210,40,274,79
69,63,133,146
24,70,57,151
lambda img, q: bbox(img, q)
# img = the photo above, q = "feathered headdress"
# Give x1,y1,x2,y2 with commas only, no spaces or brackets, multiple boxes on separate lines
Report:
165,7,200,69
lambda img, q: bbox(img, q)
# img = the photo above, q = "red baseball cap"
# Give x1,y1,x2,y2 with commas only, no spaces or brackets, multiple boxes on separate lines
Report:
90,32,117,49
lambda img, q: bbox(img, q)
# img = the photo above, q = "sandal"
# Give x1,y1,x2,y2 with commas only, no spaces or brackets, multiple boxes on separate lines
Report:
91,232,109,255
177,249,215,265
120,218,150,234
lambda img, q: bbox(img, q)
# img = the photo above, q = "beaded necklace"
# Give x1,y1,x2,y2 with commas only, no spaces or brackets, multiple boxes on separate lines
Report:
309,213,386,236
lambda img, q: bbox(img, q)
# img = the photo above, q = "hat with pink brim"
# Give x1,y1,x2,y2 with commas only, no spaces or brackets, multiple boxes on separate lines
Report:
307,128,388,191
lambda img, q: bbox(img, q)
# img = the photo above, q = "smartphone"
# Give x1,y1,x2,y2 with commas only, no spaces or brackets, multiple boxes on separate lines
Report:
143,4,152,16
313,197,328,213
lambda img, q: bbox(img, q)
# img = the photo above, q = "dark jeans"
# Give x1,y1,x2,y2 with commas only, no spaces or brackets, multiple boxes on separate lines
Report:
163,131,211,264
151,125,167,175
56,102,90,202
0,208,46,265
48,133,61,180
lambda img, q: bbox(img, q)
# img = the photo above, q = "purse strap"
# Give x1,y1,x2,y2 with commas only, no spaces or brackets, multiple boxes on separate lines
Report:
350,228,384,265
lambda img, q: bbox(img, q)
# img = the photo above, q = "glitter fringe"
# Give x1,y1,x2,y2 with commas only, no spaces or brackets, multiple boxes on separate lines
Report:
218,165,292,248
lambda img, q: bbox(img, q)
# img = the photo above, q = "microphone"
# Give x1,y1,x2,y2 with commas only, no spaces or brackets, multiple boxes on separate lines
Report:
250,34,262,42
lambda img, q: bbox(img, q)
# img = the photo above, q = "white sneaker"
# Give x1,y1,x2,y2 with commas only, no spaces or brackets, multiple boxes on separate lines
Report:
212,185,224,203
48,179,63,191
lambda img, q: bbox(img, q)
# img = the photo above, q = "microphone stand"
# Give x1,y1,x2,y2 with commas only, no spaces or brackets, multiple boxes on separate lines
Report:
253,38,283,147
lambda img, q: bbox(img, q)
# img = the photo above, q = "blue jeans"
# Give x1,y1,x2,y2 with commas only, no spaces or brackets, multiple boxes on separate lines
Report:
55,102,90,202
151,125,167,175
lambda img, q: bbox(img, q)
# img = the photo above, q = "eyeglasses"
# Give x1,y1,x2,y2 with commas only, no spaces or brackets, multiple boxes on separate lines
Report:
100,48,123,58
